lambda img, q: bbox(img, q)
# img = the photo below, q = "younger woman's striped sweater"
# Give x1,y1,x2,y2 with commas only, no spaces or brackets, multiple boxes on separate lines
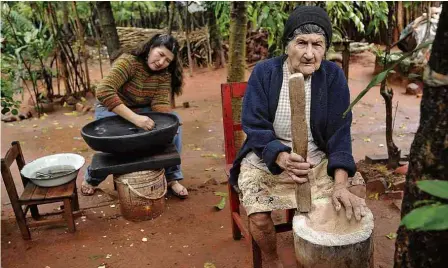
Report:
96,53,172,113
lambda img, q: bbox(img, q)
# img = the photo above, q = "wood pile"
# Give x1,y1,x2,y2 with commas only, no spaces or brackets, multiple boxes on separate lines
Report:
116,27,271,68
246,29,269,63
116,27,210,68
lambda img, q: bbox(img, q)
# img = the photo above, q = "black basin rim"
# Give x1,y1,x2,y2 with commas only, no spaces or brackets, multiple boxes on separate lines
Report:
81,112,179,140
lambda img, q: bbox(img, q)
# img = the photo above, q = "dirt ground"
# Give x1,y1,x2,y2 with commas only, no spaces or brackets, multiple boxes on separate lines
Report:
1,51,420,268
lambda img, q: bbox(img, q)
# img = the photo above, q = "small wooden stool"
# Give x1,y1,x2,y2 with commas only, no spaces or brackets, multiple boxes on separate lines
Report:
1,141,80,240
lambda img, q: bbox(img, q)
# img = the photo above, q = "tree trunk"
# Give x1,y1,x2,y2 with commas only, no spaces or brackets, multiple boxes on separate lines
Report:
228,2,248,150
72,1,91,92
185,3,194,77
62,2,71,37
96,1,121,64
227,2,247,82
206,7,226,68
167,1,175,35
397,1,404,34
394,5,448,267
381,2,401,169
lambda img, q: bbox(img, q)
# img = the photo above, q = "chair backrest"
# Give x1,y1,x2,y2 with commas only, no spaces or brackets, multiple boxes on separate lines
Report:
221,82,247,165
1,141,27,202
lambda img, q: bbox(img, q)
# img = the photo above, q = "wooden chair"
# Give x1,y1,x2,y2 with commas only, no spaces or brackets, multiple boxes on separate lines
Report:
1,141,80,240
221,82,295,268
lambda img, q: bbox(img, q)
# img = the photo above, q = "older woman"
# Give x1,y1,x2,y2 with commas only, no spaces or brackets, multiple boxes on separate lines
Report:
229,6,367,268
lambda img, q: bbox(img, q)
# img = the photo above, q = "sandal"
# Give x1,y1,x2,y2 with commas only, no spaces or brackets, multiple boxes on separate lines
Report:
168,181,188,199
81,180,97,196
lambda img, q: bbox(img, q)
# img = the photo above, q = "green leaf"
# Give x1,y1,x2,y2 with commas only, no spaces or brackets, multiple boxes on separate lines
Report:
11,109,18,115
215,196,226,210
401,204,448,231
417,180,448,199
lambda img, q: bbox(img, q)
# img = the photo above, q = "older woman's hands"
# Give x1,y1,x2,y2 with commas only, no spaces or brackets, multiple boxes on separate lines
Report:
276,152,311,183
332,183,368,221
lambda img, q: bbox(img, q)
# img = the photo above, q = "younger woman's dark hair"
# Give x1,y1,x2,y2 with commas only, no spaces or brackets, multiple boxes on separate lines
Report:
112,34,183,96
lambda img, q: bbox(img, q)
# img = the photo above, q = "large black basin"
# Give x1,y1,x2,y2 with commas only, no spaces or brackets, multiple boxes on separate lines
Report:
81,112,179,154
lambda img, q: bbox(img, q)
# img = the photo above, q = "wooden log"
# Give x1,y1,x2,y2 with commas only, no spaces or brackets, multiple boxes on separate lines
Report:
293,199,374,268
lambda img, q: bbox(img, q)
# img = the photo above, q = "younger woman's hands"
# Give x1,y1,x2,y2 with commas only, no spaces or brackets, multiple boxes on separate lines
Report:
131,114,155,130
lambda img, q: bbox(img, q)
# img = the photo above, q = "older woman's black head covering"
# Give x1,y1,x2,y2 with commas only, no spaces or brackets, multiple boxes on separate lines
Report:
283,6,332,49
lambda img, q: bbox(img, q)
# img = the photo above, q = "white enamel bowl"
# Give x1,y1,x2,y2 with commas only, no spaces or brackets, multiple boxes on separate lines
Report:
21,153,85,187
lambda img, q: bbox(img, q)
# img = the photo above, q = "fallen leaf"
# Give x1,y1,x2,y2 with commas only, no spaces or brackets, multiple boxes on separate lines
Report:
363,138,371,142
53,122,59,125
55,127,63,130
368,193,379,200
73,137,82,140
88,254,104,260
193,148,202,151
201,153,223,159
32,124,38,128
215,196,226,210
386,232,397,239
64,111,79,116
81,97,87,102
204,263,216,268
87,116,94,120
63,102,68,107
214,192,228,197
7,123,14,127
105,254,112,259
204,167,216,171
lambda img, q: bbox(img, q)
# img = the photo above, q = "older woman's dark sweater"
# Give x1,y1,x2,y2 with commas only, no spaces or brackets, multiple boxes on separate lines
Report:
229,55,356,186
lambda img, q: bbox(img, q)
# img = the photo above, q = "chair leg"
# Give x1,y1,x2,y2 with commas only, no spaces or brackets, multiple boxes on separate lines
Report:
228,184,242,240
251,237,263,268
30,205,40,220
11,203,31,240
63,199,76,233
72,184,80,211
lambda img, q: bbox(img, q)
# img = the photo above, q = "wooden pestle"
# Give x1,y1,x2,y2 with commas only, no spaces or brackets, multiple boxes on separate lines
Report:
288,73,312,213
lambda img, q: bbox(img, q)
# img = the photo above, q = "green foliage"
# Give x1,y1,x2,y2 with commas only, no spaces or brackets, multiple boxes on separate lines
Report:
359,1,389,38
213,1,231,40
400,180,448,231
1,2,55,113
326,1,365,35
247,2,288,55
110,1,161,26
